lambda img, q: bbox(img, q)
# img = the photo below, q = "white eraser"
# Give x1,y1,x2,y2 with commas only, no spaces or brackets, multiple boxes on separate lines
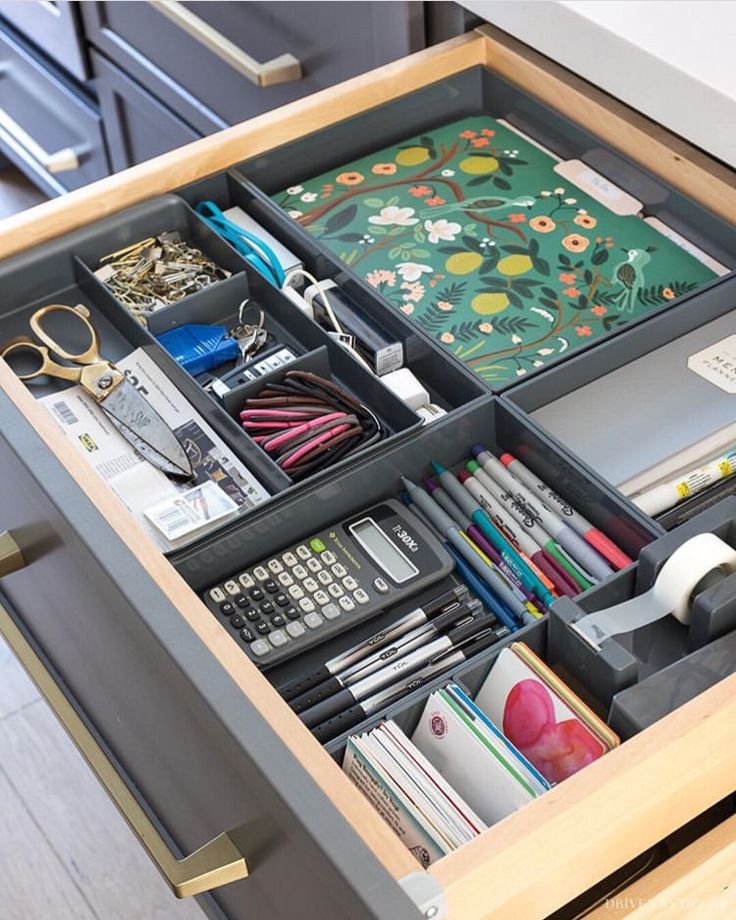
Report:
380,368,430,412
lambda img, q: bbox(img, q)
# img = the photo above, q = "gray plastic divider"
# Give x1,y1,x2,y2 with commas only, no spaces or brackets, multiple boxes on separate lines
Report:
220,343,421,483
548,497,736,713
324,618,547,760
172,395,660,592
609,627,736,739
505,275,736,530
226,65,734,393
508,275,736,414
174,170,489,411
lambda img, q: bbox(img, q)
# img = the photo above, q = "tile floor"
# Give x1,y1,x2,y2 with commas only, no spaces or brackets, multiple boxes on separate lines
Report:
0,168,205,919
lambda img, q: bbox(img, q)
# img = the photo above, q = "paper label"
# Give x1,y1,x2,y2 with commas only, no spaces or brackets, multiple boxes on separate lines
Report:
553,160,642,215
376,341,404,376
688,335,736,394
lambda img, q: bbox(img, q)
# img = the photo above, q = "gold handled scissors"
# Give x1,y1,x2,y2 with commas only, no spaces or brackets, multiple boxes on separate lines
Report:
1,303,193,481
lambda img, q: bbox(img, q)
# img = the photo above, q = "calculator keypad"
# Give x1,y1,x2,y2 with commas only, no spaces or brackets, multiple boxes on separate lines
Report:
206,544,393,665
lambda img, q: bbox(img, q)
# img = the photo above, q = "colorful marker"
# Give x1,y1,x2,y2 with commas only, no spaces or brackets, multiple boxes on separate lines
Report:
424,479,545,612
401,491,519,630
401,476,529,623
500,452,632,570
472,446,614,582
458,470,579,598
431,460,557,608
466,459,593,592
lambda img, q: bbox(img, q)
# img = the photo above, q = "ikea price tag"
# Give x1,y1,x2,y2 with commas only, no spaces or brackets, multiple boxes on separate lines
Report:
688,335,736,394
144,481,238,542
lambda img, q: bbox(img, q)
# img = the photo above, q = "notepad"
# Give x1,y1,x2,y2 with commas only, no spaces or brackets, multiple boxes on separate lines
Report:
475,643,618,784
343,719,485,866
411,686,541,824
274,115,715,385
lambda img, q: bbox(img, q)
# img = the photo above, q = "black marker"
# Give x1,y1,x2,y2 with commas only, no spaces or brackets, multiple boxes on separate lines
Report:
278,585,468,702
289,600,482,714
299,617,493,729
311,625,510,743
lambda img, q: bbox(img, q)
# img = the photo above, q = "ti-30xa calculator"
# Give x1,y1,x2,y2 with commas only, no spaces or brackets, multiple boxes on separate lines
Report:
203,499,454,667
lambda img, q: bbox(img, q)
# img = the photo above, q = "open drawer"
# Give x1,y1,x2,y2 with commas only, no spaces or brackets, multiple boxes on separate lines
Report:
1,26,735,920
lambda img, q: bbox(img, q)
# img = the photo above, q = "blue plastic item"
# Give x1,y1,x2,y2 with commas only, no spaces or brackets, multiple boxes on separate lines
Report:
157,324,240,376
195,200,286,287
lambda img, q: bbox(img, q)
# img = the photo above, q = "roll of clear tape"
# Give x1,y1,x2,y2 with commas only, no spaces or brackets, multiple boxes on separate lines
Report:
571,533,736,651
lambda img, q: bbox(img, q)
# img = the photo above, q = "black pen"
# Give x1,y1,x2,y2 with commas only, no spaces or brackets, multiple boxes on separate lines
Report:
278,585,469,702
289,600,482,714
311,624,511,743
299,616,493,729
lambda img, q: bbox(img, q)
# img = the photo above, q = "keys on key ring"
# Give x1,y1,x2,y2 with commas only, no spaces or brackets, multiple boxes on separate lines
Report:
229,299,268,360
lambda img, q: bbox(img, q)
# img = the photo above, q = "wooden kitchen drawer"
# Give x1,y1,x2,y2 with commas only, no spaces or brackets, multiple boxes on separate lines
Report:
0,27,735,920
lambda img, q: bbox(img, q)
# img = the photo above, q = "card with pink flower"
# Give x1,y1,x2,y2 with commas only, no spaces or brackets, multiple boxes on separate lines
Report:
274,117,715,385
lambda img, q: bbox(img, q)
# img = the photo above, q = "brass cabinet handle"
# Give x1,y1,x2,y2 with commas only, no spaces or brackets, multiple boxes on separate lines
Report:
0,598,249,897
0,530,25,577
0,99,82,174
151,0,302,87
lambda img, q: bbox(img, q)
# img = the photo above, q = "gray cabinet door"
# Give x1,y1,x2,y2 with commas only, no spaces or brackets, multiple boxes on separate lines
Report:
92,50,202,172
0,0,89,81
0,389,422,920
0,24,108,195
83,1,425,130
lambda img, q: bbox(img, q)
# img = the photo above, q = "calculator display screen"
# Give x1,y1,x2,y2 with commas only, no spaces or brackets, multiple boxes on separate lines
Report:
350,517,418,583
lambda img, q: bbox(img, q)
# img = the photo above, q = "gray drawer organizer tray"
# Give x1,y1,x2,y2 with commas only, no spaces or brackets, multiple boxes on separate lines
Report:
228,65,736,392
507,274,736,528
549,499,736,735
0,193,452,545
2,65,735,766
172,395,660,694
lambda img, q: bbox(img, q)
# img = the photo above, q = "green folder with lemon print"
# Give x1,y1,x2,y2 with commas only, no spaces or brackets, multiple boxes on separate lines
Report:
274,116,715,385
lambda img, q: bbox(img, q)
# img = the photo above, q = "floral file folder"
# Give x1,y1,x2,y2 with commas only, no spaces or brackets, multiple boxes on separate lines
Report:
273,116,715,384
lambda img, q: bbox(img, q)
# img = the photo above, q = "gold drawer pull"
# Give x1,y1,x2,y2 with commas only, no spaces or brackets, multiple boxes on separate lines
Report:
0,600,249,897
0,100,82,174
151,0,302,87
0,530,25,577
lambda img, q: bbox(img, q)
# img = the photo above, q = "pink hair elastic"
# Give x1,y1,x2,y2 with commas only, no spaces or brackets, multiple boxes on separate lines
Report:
280,424,352,470
263,412,348,451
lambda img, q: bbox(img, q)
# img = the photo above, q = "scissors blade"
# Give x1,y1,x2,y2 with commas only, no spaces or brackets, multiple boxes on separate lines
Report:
114,421,194,481
98,380,194,481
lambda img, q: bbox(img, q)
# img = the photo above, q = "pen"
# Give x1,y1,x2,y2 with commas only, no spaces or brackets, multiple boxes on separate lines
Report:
466,460,593,591
473,446,614,582
401,476,529,622
457,469,579,598
500,452,632,570
288,601,480,713
423,479,544,612
400,491,519,630
299,615,490,728
632,447,736,517
311,625,510,743
444,544,519,631
278,585,468,702
431,460,556,609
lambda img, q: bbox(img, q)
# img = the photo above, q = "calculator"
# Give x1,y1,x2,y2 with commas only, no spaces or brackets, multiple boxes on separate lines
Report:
203,499,454,668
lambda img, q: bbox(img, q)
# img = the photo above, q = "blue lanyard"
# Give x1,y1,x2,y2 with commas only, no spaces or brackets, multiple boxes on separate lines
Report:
195,200,286,287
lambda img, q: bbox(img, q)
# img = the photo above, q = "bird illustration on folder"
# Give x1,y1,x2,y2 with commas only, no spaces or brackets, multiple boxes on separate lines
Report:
610,246,655,312
276,116,715,384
